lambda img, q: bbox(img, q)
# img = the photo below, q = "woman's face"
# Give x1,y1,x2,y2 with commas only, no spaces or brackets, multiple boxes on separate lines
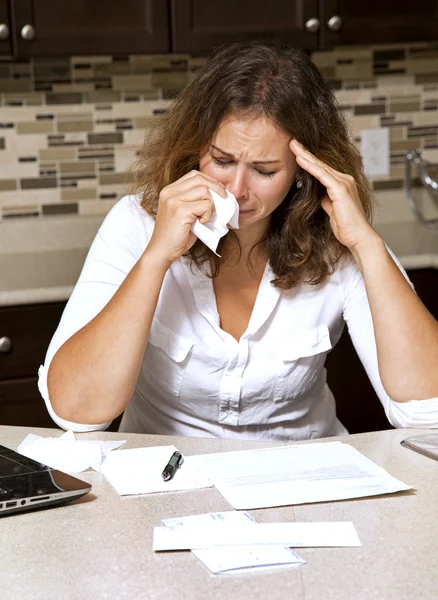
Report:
199,112,297,235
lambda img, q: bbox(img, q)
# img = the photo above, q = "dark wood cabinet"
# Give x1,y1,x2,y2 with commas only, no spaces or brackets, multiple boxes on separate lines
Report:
324,0,438,46
171,0,319,53
0,0,12,56
171,0,438,53
326,269,438,434
9,0,169,57
0,301,123,431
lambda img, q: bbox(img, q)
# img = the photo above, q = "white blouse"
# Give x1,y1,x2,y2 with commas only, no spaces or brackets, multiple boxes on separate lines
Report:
38,195,438,441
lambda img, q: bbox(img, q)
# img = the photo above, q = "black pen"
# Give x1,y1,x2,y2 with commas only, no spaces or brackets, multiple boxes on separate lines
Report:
161,451,184,482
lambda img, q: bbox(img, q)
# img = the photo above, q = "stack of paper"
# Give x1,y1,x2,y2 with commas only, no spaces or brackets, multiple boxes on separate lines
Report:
186,441,412,509
155,511,361,574
161,512,306,574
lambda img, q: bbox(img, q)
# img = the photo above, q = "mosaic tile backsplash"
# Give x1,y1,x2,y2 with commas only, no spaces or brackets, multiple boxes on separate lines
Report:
0,42,437,220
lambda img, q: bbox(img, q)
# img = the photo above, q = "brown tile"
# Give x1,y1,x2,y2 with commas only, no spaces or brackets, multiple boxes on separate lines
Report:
60,161,95,174
373,179,403,190
152,72,188,89
57,120,93,133
46,92,83,105
415,73,438,84
88,132,123,145
42,203,78,215
354,104,386,115
0,179,17,191
61,188,97,201
17,121,54,134
388,100,420,113
0,79,32,93
21,177,57,190
0,137,4,150
390,140,418,152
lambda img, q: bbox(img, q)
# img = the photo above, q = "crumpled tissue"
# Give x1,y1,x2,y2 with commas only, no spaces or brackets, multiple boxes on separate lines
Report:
191,189,239,255
17,430,125,473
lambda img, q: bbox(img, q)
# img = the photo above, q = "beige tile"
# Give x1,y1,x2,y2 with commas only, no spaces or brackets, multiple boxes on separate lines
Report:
390,140,418,153
335,89,373,106
57,120,93,133
99,173,127,185
134,116,156,129
61,187,97,201
1,204,40,217
60,161,95,174
78,199,117,215
413,112,438,126
376,76,415,89
16,121,54,134
311,52,336,69
1,188,61,205
57,111,94,120
372,188,416,224
113,75,153,92
421,148,438,164
123,130,145,146
39,148,76,161
389,127,405,140
347,114,380,135
115,147,138,173
336,62,373,80
152,72,188,88
112,100,171,118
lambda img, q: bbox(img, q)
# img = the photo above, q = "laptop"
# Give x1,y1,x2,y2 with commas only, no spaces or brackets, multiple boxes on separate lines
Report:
0,444,92,516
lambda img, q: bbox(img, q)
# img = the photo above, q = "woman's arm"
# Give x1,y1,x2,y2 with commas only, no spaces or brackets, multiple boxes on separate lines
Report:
290,139,438,402
349,235,438,401
47,172,226,425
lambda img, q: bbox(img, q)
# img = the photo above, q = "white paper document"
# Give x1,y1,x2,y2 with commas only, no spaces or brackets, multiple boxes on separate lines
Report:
188,441,412,509
100,444,212,496
153,521,361,552
162,511,305,574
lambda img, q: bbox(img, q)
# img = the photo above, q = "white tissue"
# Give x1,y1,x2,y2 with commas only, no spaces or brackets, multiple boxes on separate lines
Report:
191,189,239,255
17,430,125,473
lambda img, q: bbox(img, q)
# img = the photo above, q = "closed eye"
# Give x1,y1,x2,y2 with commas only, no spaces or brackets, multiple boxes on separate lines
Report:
211,156,276,178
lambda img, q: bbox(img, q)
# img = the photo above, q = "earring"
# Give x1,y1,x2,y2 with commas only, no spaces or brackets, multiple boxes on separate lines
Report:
296,179,303,189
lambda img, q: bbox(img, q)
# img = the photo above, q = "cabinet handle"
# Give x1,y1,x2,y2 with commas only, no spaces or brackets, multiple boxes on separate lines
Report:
327,15,343,31
21,24,36,41
305,18,320,33
0,23,9,40
0,336,13,353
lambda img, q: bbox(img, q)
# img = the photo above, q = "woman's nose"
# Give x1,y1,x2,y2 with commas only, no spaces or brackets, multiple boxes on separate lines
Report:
226,168,248,199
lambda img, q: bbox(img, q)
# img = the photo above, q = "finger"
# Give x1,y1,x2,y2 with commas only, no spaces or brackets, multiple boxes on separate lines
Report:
169,173,227,199
295,154,341,190
290,140,344,180
320,195,333,216
179,198,215,225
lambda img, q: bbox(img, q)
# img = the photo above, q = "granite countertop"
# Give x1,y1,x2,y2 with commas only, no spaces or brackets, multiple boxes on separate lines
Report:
0,212,437,307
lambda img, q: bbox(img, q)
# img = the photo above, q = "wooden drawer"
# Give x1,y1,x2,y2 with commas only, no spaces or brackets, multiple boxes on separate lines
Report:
0,302,66,380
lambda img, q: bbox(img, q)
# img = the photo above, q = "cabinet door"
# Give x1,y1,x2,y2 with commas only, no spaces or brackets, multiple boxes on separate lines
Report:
0,0,11,56
171,0,320,53
323,0,438,46
11,0,170,57
0,302,65,380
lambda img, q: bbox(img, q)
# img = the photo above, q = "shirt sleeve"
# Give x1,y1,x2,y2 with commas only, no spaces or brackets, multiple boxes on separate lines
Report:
340,246,438,429
38,194,154,432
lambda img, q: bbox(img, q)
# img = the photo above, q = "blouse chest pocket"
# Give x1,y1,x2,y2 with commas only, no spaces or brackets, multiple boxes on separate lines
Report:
274,325,332,403
143,320,194,397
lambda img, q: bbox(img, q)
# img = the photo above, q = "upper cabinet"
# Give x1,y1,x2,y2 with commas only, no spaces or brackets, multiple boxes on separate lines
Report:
171,0,319,53
7,0,169,57
171,0,438,53
323,0,438,46
1,0,437,58
0,0,12,55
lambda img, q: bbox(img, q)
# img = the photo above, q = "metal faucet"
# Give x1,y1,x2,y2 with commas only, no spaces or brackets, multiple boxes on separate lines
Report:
405,148,438,228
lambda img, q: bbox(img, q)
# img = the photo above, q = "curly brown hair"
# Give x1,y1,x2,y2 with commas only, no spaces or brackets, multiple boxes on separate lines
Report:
130,40,373,289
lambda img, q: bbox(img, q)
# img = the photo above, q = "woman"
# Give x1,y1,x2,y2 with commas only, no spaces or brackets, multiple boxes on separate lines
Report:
39,41,438,439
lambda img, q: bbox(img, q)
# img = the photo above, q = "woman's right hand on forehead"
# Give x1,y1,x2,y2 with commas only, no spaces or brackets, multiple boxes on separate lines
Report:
146,170,227,267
